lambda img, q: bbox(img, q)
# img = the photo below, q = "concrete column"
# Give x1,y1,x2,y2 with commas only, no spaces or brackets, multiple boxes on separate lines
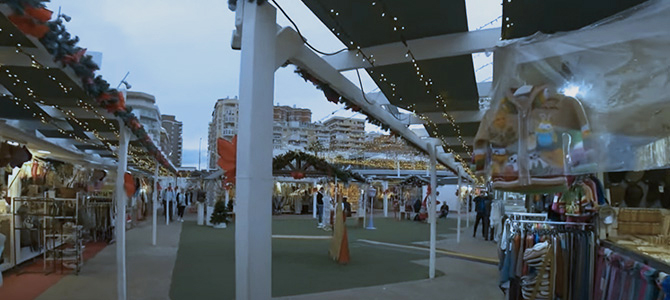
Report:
383,181,389,217
152,161,158,246
235,1,276,299
115,127,129,300
428,139,437,279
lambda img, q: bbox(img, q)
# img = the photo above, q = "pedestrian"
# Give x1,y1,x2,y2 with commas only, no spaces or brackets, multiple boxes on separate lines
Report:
473,192,489,240
342,196,351,218
163,183,175,222
176,188,187,222
316,187,325,228
439,202,449,218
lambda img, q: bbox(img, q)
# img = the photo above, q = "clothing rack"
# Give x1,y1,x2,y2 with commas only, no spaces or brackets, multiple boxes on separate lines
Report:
508,212,548,221
511,219,592,230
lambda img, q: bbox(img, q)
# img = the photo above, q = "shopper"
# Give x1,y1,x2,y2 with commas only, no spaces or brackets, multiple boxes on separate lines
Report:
439,202,449,219
342,196,351,218
176,188,186,222
473,192,489,239
163,183,175,222
316,187,325,228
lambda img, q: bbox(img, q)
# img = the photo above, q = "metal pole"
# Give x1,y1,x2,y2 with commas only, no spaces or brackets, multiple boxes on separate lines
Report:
428,140,437,279
312,180,317,219
235,2,276,299
115,127,129,300
383,181,389,217
466,184,470,229
152,160,158,246
457,168,462,244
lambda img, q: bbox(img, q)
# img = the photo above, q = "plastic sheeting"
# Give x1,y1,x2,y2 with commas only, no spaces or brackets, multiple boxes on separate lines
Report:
475,0,670,190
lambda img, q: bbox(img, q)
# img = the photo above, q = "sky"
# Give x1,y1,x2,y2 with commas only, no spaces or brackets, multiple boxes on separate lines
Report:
47,0,501,168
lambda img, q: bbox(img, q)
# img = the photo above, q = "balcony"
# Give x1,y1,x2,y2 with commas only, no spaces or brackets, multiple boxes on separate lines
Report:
222,129,237,136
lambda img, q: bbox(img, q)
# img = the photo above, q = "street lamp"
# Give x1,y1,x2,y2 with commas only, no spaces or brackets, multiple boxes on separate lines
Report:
198,137,202,170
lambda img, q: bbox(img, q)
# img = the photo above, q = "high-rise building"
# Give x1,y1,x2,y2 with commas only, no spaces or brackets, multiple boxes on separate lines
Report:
208,97,239,169
323,116,365,151
272,105,314,149
161,114,183,167
125,91,161,146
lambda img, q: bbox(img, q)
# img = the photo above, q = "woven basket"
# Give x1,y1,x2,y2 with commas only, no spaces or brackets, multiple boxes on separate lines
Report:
618,222,662,235
618,208,663,223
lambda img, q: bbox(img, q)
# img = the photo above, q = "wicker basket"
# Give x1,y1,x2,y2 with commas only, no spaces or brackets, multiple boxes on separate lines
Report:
618,222,662,235
618,208,663,223
56,187,77,199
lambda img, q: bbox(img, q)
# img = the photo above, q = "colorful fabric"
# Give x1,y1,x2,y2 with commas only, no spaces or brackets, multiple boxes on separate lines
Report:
474,85,592,192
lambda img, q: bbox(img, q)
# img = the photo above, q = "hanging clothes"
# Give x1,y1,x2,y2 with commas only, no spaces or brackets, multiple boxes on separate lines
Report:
498,219,596,300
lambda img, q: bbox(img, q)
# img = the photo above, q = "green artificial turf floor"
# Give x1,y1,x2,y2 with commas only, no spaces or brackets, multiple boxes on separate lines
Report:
170,217,456,299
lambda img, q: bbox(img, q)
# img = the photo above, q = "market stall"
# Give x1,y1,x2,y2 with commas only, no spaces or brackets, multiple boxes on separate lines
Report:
0,1,176,298
474,1,670,298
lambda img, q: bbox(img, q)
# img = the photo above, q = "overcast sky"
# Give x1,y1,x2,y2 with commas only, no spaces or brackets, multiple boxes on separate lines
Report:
47,0,500,168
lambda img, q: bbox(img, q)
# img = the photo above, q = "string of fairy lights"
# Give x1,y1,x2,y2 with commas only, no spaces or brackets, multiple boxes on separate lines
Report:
312,1,479,181
2,35,165,175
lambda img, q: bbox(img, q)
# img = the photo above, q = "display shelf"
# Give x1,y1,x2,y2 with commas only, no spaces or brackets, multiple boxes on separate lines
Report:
12,193,82,274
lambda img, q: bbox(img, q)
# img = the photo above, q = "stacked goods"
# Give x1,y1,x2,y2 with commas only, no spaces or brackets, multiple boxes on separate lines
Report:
618,208,663,235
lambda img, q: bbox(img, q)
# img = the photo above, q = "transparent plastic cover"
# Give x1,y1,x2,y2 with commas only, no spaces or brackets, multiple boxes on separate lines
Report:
475,0,670,190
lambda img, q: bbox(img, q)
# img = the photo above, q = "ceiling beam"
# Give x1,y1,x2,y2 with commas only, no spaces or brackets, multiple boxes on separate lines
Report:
323,28,500,71
281,28,467,177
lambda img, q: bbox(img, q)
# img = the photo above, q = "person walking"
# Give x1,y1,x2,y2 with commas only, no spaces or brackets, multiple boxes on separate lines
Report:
176,188,186,222
473,192,489,240
163,183,175,222
316,188,325,228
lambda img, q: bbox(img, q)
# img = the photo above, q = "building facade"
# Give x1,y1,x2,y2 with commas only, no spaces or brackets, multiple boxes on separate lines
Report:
208,97,239,169
161,114,183,167
323,117,365,152
125,91,162,147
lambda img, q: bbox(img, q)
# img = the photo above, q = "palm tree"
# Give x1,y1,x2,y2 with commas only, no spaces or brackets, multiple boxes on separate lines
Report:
307,140,325,157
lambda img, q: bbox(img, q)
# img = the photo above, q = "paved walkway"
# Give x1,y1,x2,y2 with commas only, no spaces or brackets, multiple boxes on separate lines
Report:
277,255,503,300
27,211,502,300
36,216,182,300
274,213,503,300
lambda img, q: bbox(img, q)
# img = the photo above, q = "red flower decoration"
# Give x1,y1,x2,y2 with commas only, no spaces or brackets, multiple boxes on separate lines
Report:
62,48,87,65
123,172,136,197
25,6,53,23
290,171,305,179
217,135,237,184
8,14,49,38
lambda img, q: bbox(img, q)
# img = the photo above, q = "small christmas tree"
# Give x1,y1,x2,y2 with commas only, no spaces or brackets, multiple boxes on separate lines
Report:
210,200,229,225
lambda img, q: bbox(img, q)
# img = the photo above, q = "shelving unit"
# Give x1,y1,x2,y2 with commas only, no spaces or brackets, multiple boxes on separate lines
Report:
12,193,82,274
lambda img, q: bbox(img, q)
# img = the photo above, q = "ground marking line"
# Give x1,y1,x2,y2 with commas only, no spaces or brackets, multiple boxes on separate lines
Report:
357,239,498,265
272,235,332,240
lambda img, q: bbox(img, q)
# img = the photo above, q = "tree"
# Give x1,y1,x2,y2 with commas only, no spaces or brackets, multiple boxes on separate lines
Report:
307,140,325,157
210,200,229,225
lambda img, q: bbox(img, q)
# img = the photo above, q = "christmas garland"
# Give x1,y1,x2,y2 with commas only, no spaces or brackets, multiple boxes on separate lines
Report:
399,175,428,187
272,150,365,182
3,0,175,173
294,67,428,155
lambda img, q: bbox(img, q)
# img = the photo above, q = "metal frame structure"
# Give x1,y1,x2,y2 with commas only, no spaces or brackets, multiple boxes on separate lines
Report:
231,1,479,298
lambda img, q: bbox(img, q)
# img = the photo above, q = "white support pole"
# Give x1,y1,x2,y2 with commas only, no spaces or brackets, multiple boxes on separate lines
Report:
152,160,158,246
383,181,389,217
313,180,317,219
115,127,129,300
235,2,275,299
466,185,470,229
428,140,437,279
457,168,462,244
